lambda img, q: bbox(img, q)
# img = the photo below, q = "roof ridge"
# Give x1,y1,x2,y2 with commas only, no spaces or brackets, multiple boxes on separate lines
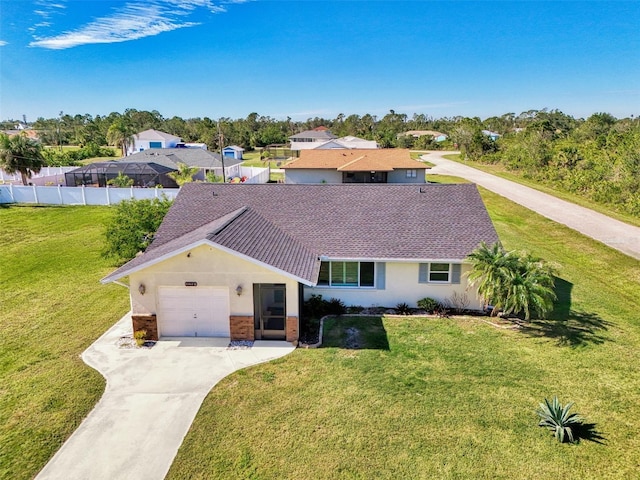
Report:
337,155,367,169
209,206,248,236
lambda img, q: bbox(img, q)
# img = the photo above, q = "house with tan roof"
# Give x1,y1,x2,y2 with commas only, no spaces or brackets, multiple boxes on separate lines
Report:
282,149,427,184
101,183,499,343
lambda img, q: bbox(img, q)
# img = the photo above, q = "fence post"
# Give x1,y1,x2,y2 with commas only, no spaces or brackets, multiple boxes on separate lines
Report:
57,185,63,205
32,184,39,204
106,187,111,206
81,185,87,205
130,186,134,199
9,183,14,203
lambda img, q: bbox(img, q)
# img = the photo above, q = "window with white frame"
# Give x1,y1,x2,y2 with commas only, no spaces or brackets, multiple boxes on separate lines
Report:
418,263,462,284
406,169,417,178
317,261,375,287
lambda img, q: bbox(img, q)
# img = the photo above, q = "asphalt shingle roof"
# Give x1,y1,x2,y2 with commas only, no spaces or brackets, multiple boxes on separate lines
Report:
121,148,241,169
102,183,499,285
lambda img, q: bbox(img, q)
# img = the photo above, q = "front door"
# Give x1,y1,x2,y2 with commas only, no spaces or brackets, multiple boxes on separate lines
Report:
253,284,286,340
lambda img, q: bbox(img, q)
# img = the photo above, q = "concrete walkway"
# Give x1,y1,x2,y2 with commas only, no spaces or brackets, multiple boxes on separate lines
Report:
36,314,296,480
424,151,640,260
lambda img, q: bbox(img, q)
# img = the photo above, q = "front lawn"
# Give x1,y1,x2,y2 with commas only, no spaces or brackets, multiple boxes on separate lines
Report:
167,189,640,479
0,205,128,480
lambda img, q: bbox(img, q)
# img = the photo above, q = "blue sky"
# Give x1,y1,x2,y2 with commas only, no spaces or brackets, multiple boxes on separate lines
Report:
1,1,638,121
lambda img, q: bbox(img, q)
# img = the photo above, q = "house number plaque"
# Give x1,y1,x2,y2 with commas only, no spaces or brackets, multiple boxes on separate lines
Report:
185,281,198,287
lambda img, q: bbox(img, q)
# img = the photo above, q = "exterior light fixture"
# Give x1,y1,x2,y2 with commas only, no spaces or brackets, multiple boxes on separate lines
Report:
138,283,146,295
236,285,243,296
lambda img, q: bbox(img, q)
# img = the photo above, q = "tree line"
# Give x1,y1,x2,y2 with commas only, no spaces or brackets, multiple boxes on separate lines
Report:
5,108,630,153
450,111,640,217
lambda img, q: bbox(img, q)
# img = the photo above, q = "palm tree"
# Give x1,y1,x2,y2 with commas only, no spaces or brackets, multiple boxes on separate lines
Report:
502,254,557,320
0,133,46,185
467,243,557,320
466,242,514,314
168,162,199,186
106,120,135,157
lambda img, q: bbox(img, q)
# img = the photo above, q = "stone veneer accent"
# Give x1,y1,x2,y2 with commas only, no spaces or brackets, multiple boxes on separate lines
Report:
286,316,298,343
131,314,158,341
230,316,254,341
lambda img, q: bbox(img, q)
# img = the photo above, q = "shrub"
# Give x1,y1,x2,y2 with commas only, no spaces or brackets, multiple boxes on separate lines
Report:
103,196,173,264
395,302,411,315
417,297,441,313
537,397,583,443
303,295,346,318
445,291,470,314
134,330,147,347
327,298,346,316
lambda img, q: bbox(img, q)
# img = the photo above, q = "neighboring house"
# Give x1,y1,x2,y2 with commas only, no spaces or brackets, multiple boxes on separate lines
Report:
223,145,245,160
122,148,242,180
308,136,378,150
1,129,40,142
400,130,448,142
101,183,499,343
289,128,338,150
482,130,501,141
282,149,427,184
129,129,182,155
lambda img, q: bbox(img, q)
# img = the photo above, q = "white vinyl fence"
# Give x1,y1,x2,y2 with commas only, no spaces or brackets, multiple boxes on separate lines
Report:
0,166,78,183
0,185,179,205
0,167,270,205
240,166,270,184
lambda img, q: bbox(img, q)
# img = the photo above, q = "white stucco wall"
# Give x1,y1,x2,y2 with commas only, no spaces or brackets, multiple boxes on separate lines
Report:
129,243,300,318
284,169,343,184
304,262,482,310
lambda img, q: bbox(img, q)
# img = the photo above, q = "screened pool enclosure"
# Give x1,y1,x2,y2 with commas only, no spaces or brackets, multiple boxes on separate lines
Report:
65,162,178,188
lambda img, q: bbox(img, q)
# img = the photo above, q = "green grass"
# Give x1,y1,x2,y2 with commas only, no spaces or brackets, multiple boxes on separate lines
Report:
0,205,129,480
444,154,640,228
167,187,640,479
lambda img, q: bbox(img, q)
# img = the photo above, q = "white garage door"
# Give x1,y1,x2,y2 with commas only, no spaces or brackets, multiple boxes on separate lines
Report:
157,287,230,337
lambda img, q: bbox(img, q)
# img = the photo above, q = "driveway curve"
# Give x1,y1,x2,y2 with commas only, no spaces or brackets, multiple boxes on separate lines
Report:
36,314,295,480
424,151,640,260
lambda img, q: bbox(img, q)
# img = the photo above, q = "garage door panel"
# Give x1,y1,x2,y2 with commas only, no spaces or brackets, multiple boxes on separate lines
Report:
157,287,230,337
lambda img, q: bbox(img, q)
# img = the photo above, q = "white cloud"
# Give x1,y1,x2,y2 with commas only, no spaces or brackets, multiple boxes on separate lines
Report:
29,0,238,50
0,41,8,47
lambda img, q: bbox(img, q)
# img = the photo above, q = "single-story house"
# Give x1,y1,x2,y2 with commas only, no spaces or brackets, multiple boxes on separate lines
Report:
223,145,245,160
128,129,182,155
307,135,378,150
289,128,338,150
122,148,242,181
101,183,499,343
482,130,501,141
282,149,427,184
400,130,448,142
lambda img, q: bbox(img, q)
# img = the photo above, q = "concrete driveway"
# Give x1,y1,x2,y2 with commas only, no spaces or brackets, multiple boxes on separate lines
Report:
36,314,295,480
424,151,640,260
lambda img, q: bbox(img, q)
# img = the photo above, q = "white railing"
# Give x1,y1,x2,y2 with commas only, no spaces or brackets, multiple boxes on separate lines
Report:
0,185,179,205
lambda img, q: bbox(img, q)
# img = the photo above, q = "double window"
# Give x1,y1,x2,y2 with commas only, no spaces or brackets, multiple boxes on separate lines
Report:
318,261,375,287
406,169,417,178
418,263,461,284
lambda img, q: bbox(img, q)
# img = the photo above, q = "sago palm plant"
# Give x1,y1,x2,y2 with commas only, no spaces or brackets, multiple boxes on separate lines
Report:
537,396,583,443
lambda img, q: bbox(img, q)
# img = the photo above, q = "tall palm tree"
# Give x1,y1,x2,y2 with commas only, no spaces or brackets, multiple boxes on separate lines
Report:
0,133,46,185
106,120,135,157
